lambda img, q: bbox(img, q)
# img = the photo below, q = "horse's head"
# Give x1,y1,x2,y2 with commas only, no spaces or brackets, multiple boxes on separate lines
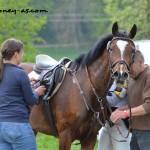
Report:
107,22,137,83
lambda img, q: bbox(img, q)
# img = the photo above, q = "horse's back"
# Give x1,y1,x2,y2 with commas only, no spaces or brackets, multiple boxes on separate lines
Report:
19,63,34,74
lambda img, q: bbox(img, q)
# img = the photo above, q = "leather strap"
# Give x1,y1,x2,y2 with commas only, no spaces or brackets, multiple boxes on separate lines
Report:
42,100,58,137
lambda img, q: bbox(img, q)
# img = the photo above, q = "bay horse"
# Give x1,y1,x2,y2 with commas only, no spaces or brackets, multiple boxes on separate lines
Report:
20,22,137,150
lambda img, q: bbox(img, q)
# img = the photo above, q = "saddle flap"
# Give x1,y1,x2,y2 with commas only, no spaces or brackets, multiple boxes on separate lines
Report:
30,66,67,100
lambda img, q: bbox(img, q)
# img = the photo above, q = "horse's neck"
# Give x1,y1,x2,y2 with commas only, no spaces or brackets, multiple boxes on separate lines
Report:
87,51,110,93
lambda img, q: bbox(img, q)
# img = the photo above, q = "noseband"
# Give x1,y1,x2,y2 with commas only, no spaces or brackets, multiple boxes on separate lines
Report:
107,37,136,73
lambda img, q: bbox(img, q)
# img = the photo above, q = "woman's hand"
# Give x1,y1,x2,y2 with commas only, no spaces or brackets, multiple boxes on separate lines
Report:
30,77,37,86
35,85,46,96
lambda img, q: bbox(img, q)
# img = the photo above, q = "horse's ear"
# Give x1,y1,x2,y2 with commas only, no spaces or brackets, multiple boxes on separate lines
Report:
112,22,119,36
129,24,137,39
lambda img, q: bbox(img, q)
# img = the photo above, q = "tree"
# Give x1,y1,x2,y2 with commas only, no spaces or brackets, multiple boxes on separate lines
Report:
0,0,51,61
104,0,150,39
38,0,110,47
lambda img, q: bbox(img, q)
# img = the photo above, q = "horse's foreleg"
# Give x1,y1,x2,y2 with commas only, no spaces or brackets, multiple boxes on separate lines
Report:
59,131,72,150
81,136,97,150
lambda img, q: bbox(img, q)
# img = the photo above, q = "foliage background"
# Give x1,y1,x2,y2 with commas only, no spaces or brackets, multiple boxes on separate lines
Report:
0,0,50,61
0,0,150,149
1,0,149,62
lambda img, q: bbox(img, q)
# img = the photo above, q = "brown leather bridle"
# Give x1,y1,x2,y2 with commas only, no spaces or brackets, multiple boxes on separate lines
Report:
107,37,136,74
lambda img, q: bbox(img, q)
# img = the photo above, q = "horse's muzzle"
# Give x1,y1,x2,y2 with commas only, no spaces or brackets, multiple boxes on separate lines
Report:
113,70,129,81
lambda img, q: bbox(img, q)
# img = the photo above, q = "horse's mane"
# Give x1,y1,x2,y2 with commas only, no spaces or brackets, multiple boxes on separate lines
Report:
71,34,113,70
72,31,130,70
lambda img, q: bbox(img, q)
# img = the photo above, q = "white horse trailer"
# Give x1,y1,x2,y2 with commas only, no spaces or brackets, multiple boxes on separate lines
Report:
134,40,150,65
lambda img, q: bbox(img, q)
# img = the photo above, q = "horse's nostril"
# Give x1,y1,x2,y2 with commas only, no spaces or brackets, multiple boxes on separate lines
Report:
113,71,119,79
122,72,129,80
113,71,129,81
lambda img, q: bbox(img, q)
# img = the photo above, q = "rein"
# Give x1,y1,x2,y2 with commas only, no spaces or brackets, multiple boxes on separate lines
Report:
71,36,134,143
71,66,112,146
106,109,131,142
85,66,112,124
72,65,130,143
72,66,112,126
84,58,131,142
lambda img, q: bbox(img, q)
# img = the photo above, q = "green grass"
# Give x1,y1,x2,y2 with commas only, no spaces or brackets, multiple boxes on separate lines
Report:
36,133,98,150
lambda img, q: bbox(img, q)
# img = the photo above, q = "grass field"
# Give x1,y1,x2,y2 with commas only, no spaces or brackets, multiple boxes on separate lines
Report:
36,133,98,150
35,47,98,150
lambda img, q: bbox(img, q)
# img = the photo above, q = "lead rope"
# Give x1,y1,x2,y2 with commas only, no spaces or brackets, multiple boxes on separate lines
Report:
107,108,130,142
113,89,131,140
85,66,127,142
84,66,128,142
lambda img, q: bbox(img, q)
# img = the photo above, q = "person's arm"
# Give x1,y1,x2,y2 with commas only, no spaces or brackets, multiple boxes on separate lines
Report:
111,104,146,123
20,70,45,105
111,76,150,122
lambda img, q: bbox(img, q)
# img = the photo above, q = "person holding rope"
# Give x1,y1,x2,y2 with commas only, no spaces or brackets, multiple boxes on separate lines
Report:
111,50,150,150
0,38,46,150
98,80,131,150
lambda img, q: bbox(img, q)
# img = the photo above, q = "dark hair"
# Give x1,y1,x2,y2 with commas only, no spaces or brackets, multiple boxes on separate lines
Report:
0,38,24,80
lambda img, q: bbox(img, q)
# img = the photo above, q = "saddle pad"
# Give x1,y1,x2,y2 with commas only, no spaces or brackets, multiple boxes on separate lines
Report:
28,71,40,80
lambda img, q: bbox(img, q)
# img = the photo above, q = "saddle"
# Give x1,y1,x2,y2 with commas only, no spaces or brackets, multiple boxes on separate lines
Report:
29,54,71,100
28,54,71,137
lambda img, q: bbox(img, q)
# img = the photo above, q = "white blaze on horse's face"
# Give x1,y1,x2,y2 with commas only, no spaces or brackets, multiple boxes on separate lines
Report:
116,40,128,60
112,39,130,81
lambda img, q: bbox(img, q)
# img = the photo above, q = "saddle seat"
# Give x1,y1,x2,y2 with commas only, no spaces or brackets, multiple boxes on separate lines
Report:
33,54,71,73
33,54,59,73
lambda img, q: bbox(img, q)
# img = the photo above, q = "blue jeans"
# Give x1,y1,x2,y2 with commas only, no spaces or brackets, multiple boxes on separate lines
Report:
130,129,150,150
0,122,37,150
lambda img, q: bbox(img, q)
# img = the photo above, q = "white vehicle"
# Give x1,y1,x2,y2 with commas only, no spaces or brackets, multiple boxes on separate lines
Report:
134,40,150,65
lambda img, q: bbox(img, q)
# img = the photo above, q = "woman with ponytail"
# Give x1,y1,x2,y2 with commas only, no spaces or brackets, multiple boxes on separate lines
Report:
0,38,46,150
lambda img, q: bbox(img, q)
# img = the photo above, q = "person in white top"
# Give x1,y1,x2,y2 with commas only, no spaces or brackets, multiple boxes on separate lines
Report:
97,81,131,150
